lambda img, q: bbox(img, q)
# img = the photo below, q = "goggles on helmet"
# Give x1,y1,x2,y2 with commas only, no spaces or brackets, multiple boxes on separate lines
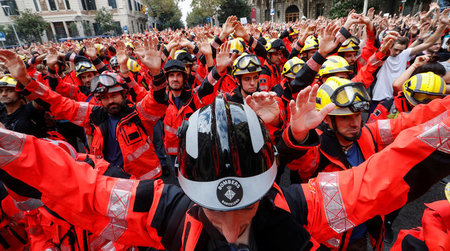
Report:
330,82,370,112
235,54,261,71
75,61,94,72
405,87,446,104
91,74,122,96
341,36,360,47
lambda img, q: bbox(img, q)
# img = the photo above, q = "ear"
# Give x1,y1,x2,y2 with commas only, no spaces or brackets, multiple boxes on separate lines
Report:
323,115,332,129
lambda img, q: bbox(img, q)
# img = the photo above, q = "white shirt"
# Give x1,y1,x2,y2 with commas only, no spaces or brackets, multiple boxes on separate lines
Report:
372,48,412,101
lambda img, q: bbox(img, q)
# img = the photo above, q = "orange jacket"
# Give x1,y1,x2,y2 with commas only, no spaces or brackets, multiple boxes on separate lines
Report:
391,200,450,251
0,186,28,251
163,67,223,155
259,61,281,92
20,76,168,179
368,93,412,122
0,112,448,250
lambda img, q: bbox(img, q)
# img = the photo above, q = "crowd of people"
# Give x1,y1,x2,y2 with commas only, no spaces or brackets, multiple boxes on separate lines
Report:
0,4,449,251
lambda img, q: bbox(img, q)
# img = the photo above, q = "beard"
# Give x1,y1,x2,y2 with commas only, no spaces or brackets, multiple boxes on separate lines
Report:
105,101,125,116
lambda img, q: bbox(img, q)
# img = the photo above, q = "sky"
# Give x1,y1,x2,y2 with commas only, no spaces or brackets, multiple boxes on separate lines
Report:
179,0,193,26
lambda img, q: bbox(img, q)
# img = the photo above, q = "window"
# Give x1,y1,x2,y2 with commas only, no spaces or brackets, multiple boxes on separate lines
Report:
108,0,117,9
65,0,70,9
81,0,96,10
33,0,39,11
53,22,67,39
0,0,19,15
134,0,137,11
128,0,132,11
48,0,57,10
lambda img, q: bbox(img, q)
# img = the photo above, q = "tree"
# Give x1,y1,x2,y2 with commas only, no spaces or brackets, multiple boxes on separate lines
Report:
217,0,250,24
94,7,120,35
186,6,210,27
143,0,184,30
329,0,387,18
12,9,48,43
82,21,94,36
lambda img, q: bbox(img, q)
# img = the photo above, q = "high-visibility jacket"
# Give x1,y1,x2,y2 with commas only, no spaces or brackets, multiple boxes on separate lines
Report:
368,93,412,122
0,186,28,251
259,60,281,92
390,200,450,251
278,95,450,250
0,113,448,250
19,74,168,179
163,67,222,156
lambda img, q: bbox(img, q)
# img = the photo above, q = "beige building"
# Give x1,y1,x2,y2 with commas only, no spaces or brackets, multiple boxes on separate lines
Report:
0,0,148,42
247,0,331,24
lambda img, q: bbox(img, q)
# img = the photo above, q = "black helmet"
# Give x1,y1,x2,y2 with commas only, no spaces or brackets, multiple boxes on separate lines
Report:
176,96,278,211
164,59,188,76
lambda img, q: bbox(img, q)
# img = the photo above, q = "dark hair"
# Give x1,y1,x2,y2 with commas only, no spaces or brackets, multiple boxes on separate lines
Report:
394,37,410,46
412,63,446,77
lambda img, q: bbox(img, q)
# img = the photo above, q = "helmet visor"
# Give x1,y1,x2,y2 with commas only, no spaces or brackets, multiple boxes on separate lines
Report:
331,82,370,111
75,61,94,72
236,55,261,71
341,37,360,47
91,74,119,95
411,91,446,104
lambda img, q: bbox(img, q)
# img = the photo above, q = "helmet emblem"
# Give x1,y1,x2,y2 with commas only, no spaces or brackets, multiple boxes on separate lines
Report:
217,179,243,207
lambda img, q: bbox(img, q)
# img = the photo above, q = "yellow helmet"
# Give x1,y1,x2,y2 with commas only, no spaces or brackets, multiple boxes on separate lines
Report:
289,29,299,36
282,57,305,79
125,42,134,49
0,76,17,88
19,55,27,63
300,35,319,53
402,72,446,106
127,59,141,73
75,61,97,76
338,36,360,53
316,77,371,115
265,39,285,53
318,56,353,79
229,38,245,55
232,53,262,76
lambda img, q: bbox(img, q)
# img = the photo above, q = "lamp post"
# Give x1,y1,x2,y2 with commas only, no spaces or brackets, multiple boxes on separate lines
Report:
2,5,21,46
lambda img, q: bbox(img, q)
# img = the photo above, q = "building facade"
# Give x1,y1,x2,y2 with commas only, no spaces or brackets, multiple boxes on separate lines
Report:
247,0,332,24
0,0,148,42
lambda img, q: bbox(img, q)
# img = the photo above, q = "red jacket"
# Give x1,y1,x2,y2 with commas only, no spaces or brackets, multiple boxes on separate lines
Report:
368,93,411,122
280,96,450,249
0,113,448,250
259,61,281,92
391,200,450,251
0,187,28,251
163,67,222,155
20,76,168,179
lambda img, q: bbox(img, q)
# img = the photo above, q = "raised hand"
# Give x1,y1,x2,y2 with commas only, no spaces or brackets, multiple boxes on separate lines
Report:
140,36,162,75
440,8,450,26
246,92,280,126
197,34,212,56
116,41,129,66
412,55,430,68
0,50,30,85
289,84,335,142
379,31,400,55
216,42,238,74
46,47,59,71
220,16,237,40
133,40,145,59
234,22,250,41
317,22,340,57
84,40,97,60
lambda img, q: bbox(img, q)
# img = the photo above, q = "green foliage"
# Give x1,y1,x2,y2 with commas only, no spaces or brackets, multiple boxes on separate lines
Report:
0,25,18,46
186,6,210,27
94,7,120,35
82,21,94,36
12,9,48,43
67,22,79,37
143,0,184,30
329,0,364,18
217,0,250,24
